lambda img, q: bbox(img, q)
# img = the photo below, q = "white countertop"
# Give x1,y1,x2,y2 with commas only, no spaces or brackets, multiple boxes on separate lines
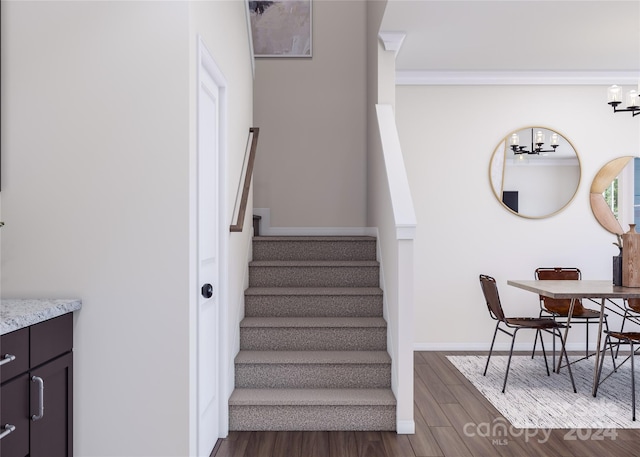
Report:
1,299,82,335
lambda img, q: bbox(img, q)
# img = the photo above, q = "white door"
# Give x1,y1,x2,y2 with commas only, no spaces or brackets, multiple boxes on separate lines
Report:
197,55,220,456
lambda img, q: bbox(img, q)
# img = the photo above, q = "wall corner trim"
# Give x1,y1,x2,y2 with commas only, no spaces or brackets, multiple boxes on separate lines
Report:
396,225,416,240
396,420,416,435
378,31,406,56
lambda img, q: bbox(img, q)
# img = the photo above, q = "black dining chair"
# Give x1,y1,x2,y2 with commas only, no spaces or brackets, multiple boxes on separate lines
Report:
479,274,577,393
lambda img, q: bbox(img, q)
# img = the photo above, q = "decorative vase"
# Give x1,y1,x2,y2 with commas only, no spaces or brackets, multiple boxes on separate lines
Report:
613,254,623,286
622,224,640,287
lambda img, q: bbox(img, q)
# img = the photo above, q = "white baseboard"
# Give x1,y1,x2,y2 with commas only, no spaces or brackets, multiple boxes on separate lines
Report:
396,420,415,435
253,208,376,237
414,342,595,352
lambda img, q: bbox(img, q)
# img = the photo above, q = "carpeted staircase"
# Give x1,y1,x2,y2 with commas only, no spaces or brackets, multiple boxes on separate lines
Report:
229,236,396,431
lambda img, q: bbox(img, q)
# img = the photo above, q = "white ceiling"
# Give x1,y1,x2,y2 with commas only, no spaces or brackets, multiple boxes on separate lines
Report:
380,0,640,80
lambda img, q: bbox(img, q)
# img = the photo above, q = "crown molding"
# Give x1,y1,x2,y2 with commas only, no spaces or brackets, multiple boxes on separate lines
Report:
396,70,640,86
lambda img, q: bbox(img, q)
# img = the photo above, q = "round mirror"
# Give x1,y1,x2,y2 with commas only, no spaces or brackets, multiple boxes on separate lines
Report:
590,156,639,235
489,126,581,218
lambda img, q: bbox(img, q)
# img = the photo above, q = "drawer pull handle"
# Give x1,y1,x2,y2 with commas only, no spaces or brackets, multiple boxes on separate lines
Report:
0,354,16,366
0,424,16,440
31,376,44,421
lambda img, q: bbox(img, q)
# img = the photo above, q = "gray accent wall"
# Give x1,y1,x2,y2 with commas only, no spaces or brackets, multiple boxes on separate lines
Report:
253,0,368,229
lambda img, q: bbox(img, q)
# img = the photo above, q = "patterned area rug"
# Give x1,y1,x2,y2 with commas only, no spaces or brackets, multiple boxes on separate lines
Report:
447,355,640,429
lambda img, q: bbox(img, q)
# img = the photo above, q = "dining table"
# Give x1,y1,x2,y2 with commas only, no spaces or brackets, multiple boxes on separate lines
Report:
507,279,640,396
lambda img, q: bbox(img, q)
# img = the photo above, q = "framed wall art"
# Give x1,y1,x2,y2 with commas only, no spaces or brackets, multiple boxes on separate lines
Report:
247,1,312,57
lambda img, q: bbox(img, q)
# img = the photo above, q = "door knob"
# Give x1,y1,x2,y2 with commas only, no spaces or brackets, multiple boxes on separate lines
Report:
201,283,213,299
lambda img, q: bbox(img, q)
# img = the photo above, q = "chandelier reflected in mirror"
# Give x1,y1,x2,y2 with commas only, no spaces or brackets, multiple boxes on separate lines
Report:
607,84,640,117
510,128,559,156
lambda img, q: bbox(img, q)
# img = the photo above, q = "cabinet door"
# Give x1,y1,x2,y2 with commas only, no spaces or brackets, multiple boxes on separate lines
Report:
0,374,29,457
29,352,73,457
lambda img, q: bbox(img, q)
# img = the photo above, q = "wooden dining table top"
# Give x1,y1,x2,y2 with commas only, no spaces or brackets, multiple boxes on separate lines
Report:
507,279,640,299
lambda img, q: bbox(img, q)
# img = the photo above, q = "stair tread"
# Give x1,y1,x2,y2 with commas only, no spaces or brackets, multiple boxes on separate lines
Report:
235,350,391,364
241,317,387,328
250,260,379,267
229,388,396,406
235,235,392,429
245,287,383,296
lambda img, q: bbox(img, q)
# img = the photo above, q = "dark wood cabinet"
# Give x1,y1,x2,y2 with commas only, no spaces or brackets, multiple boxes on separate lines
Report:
0,329,28,384
29,352,73,457
0,375,29,457
0,313,74,457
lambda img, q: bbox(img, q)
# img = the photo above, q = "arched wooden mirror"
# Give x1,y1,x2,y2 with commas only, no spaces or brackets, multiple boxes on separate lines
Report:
590,156,639,235
489,126,581,218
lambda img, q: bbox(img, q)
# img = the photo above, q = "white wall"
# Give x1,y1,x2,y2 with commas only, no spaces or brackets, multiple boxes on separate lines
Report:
502,161,580,217
1,1,253,455
252,0,367,228
396,84,640,350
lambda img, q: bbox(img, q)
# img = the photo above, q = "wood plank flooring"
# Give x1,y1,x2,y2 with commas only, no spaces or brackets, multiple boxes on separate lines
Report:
211,351,640,457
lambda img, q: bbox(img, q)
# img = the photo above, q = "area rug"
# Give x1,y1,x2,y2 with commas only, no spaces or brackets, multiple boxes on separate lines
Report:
447,355,640,429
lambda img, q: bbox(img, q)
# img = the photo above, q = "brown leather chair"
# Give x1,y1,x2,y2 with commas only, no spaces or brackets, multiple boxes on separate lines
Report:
533,267,609,364
597,331,640,420
615,298,640,358
619,298,640,333
479,274,577,393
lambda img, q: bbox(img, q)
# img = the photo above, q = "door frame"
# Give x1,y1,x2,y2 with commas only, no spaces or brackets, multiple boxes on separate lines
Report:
190,35,229,455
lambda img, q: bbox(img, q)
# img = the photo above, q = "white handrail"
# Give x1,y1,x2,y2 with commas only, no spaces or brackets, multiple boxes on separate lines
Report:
376,105,417,239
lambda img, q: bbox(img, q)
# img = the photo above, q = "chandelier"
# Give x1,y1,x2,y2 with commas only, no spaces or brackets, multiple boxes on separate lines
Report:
510,129,559,155
607,85,639,117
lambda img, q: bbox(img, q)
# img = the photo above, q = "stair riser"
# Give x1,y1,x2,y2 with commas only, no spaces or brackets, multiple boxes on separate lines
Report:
253,240,377,261
244,295,383,317
249,266,379,287
235,364,391,389
240,328,387,351
229,405,395,431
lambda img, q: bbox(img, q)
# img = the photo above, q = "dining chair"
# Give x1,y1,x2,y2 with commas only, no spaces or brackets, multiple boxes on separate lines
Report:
479,274,577,394
615,299,640,358
532,267,609,365
596,331,640,420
